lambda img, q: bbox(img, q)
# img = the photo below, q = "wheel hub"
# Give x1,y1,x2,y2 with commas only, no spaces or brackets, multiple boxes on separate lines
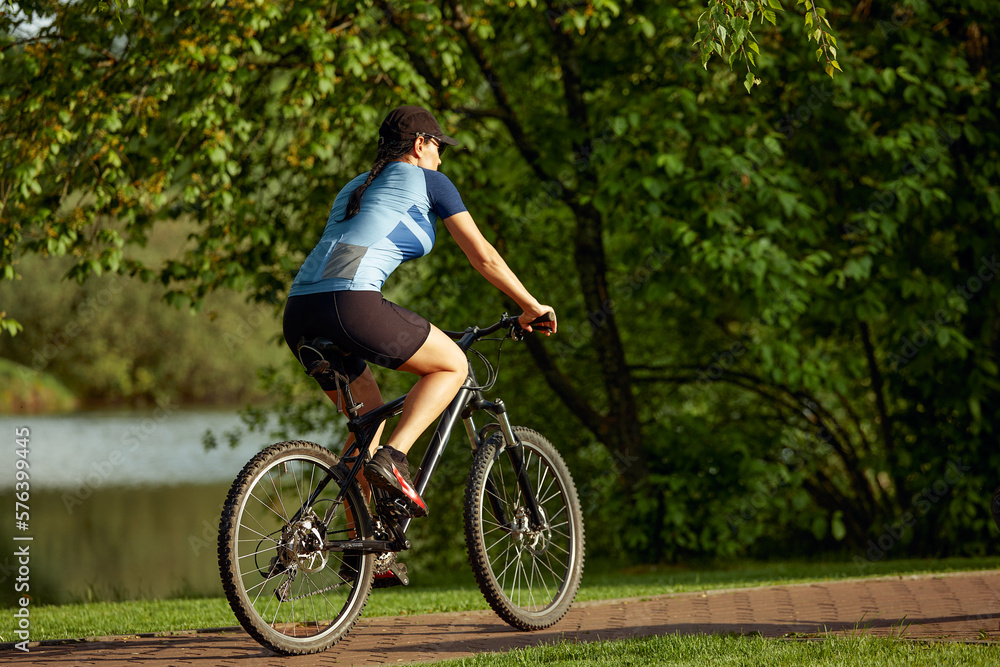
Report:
510,507,551,555
277,513,328,574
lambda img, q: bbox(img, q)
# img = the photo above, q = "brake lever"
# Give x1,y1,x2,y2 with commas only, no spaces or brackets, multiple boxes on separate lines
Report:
509,319,525,342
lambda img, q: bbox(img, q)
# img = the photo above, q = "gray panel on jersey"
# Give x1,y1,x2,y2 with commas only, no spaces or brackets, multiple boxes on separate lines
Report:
321,242,368,281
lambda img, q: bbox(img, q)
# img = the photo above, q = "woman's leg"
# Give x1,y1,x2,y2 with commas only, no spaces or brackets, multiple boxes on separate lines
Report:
381,325,467,455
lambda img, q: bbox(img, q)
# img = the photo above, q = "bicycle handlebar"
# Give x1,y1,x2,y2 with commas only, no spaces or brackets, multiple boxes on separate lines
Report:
443,311,555,345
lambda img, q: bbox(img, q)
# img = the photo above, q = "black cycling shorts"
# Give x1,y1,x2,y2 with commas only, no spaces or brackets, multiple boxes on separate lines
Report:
282,290,432,390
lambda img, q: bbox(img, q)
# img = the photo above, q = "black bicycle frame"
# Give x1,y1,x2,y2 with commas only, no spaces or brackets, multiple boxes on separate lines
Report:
319,324,545,551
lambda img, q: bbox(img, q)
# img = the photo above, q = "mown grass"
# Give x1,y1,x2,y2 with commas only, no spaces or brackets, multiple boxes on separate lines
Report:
1,556,997,645
436,634,1000,667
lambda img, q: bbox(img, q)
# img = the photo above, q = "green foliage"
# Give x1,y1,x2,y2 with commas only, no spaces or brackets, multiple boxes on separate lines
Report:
694,0,839,91
0,223,279,406
0,356,77,412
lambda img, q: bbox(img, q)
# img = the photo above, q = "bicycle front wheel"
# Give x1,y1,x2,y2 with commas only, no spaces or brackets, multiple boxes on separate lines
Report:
218,440,373,655
464,426,585,630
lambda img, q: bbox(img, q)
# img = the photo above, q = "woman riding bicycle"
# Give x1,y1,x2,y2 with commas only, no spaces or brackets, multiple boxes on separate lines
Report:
283,105,556,519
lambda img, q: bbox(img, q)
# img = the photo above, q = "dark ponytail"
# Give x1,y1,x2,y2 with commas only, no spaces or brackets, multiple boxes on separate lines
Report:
341,138,414,220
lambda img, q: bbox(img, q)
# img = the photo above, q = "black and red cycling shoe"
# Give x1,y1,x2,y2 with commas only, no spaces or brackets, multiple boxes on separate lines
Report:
364,447,428,518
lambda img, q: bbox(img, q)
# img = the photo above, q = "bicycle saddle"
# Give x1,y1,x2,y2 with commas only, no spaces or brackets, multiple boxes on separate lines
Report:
296,337,351,385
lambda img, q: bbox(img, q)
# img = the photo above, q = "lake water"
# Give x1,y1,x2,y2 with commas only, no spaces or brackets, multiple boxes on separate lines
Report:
1,408,338,491
0,409,343,605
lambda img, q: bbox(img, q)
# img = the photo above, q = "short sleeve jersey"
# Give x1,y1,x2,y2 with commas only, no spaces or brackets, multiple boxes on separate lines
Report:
289,162,467,295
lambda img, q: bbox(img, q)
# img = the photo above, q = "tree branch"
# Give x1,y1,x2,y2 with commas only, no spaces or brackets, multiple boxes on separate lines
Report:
649,362,878,518
522,334,610,440
483,212,608,439
834,389,873,453
540,1,647,475
859,319,895,453
446,1,554,185
376,1,446,102
858,318,902,509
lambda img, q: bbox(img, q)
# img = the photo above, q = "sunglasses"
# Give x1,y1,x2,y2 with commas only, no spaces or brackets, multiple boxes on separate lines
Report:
415,132,447,155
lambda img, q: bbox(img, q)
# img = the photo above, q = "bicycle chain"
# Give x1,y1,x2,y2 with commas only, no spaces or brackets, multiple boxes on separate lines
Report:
275,574,350,602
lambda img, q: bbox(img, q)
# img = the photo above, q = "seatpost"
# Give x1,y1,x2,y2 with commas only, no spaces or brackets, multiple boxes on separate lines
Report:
338,376,363,420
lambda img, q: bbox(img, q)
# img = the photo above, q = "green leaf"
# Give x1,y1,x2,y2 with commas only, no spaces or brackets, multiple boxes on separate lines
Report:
810,515,827,540
831,512,846,541
0,317,24,337
937,326,951,348
208,146,227,164
656,152,685,177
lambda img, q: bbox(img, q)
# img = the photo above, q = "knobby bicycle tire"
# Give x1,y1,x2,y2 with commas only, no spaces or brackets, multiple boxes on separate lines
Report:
218,440,373,655
463,427,585,630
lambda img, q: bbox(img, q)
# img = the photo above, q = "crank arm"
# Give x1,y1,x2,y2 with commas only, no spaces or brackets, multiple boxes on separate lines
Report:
324,539,400,553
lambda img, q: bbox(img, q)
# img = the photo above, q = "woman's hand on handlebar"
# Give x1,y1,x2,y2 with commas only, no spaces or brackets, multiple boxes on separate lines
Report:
518,305,557,336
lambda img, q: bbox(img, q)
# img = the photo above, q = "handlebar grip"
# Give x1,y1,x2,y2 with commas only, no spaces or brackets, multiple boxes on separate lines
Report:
528,312,555,333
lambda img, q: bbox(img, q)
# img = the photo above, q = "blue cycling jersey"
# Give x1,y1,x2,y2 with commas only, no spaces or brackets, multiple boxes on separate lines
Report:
289,162,467,295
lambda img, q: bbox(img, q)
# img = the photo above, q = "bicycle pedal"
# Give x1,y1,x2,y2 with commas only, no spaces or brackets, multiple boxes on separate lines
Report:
372,562,409,589
376,497,414,519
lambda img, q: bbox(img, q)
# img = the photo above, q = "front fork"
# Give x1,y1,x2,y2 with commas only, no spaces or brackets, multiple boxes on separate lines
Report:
463,398,545,530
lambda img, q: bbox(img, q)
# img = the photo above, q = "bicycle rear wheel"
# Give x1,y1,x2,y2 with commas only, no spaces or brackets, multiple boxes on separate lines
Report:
218,440,373,655
464,426,585,630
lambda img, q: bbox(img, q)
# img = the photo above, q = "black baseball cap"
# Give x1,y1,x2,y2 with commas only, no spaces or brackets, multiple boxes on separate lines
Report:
379,106,458,147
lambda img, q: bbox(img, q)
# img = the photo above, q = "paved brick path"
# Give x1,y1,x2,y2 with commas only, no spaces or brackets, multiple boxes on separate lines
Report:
5,571,1000,665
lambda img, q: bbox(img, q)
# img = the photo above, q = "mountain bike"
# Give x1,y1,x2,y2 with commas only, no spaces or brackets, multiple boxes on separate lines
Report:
217,313,585,655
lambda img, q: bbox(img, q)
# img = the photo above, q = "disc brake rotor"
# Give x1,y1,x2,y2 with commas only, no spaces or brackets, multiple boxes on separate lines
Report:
510,507,551,556
276,512,328,575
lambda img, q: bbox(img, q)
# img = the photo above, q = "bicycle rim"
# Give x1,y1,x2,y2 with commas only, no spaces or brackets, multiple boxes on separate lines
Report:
219,441,372,655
